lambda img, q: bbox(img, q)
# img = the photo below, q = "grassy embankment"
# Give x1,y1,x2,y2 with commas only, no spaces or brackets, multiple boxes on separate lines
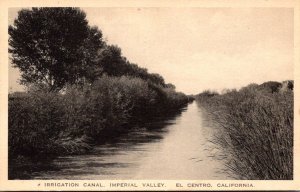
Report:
9,75,189,159
195,81,293,180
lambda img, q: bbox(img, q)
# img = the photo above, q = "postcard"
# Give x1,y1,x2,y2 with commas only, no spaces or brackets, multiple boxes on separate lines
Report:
0,0,299,191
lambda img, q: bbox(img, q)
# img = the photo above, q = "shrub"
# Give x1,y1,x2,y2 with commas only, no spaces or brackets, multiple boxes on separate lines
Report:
9,90,66,156
9,75,189,158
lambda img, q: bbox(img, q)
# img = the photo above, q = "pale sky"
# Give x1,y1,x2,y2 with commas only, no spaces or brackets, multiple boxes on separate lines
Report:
9,8,293,94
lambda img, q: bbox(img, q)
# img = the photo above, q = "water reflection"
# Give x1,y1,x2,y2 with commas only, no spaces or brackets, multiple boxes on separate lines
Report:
12,102,231,180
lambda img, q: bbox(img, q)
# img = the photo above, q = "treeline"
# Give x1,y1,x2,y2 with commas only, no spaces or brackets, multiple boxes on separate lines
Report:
195,81,293,180
8,8,189,160
8,8,172,91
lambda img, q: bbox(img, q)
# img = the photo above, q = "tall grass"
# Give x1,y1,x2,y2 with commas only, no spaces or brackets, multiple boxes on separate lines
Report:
195,81,293,180
9,75,188,159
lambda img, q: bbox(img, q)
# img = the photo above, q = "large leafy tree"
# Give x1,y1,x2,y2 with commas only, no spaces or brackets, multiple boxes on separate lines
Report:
9,8,104,91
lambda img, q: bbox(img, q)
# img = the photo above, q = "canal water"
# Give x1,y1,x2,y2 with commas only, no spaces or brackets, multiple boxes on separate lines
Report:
26,102,230,180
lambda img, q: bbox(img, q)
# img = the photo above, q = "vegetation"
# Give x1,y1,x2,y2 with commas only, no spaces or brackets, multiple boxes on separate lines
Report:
195,81,293,180
9,8,104,91
10,7,293,181
8,7,189,168
8,8,168,92
9,76,188,158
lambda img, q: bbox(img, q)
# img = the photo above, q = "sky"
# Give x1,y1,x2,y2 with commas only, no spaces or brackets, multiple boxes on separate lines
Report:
8,7,294,94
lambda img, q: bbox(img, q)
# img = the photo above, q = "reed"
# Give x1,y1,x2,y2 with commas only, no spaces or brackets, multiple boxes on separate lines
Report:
195,81,293,180
9,75,189,159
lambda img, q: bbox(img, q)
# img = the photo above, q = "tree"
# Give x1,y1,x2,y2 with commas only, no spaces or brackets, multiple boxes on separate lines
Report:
148,73,165,86
9,8,104,91
94,45,167,88
96,45,127,77
165,83,176,89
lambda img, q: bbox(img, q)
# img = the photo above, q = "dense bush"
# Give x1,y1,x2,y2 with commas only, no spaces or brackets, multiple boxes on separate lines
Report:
9,91,65,156
9,75,188,158
195,81,293,180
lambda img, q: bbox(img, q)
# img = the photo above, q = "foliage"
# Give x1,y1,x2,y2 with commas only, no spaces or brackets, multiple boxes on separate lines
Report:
9,8,104,91
195,90,219,103
9,7,172,92
9,90,65,156
94,44,167,86
9,76,188,158
195,81,293,180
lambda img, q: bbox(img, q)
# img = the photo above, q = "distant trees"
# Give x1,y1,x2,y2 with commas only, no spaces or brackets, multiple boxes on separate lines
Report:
95,45,166,86
9,8,104,91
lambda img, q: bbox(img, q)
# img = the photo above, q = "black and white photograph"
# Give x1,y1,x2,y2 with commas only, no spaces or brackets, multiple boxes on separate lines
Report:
1,0,300,191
